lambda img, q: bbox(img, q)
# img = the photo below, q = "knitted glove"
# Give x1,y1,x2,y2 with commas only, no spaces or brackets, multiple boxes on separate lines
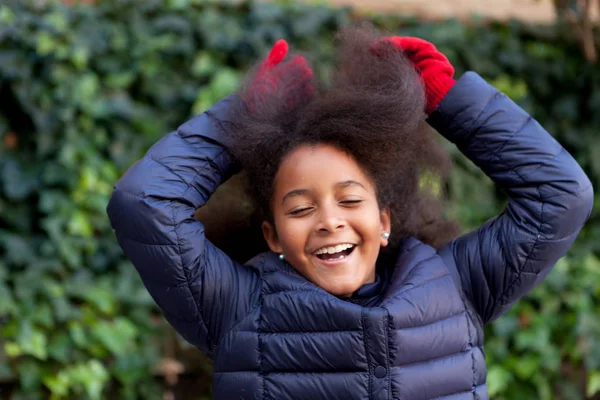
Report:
375,37,455,115
244,40,314,112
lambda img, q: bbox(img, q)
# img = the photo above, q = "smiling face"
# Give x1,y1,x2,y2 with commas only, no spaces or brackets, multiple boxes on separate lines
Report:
262,144,391,297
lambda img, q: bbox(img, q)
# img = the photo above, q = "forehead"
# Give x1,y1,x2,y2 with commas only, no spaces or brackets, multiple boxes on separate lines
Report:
274,144,374,192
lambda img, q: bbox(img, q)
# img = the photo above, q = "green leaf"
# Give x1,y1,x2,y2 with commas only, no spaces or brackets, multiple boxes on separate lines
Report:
91,318,138,355
43,371,70,398
0,282,18,316
513,355,540,379
0,5,15,25
487,365,513,396
78,286,116,315
47,333,72,363
18,327,48,360
17,359,42,392
588,370,600,397
211,68,240,98
77,360,109,399
67,210,93,237
192,52,218,77
68,322,88,348
71,47,89,70
36,31,57,56
45,11,68,33
4,342,22,358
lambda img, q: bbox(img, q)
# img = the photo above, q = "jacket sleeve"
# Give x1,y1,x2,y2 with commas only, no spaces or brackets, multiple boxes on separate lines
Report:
431,72,593,324
106,96,261,356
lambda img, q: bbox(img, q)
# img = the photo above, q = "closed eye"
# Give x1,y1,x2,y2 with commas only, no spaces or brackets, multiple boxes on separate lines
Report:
340,200,362,206
289,207,313,216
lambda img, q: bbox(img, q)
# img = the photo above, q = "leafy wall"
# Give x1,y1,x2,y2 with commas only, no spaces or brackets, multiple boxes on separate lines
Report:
0,0,598,399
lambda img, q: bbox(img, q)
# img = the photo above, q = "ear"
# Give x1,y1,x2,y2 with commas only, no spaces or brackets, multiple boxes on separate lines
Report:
380,207,392,247
262,221,283,254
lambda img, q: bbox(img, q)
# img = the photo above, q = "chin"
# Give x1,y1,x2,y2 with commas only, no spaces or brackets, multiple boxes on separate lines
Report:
320,280,363,298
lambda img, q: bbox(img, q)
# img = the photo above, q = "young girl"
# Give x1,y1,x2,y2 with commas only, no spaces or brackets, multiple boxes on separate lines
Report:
107,27,593,400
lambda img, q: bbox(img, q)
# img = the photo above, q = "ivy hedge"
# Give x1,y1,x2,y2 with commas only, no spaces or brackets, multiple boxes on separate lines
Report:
0,0,598,399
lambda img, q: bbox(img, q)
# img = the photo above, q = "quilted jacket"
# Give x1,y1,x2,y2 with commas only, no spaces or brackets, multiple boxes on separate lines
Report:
107,72,593,400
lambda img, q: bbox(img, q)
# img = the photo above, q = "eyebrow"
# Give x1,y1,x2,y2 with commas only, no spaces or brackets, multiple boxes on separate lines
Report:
280,180,366,205
281,189,309,205
336,180,366,190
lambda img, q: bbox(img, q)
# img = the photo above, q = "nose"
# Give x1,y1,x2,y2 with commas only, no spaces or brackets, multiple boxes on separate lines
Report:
315,205,346,233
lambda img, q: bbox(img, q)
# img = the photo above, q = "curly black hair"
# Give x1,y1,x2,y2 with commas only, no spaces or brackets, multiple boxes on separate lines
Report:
223,24,459,252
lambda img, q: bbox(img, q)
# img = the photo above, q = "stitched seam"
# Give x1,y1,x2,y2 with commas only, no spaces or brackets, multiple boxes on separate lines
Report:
385,272,451,302
262,288,327,297
385,308,392,400
112,188,191,246
460,91,505,144
402,254,439,276
224,370,367,375
435,88,502,144
515,140,563,184
161,306,207,328
541,181,593,201
255,330,363,335
176,117,234,177
205,109,232,136
495,222,513,274
258,293,266,400
177,109,228,145
430,388,476,400
149,142,231,205
115,227,174,249
391,345,470,369
399,238,424,254
361,309,373,400
391,310,465,331
213,370,261,374
500,147,567,195
476,229,492,306
432,79,501,144
213,300,261,357
170,191,214,352
486,116,531,169
491,187,544,317
213,256,265,354
466,303,476,395
148,155,192,189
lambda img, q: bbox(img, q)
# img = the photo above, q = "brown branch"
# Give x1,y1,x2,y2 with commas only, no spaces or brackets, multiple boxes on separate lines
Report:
581,0,597,62
564,0,597,63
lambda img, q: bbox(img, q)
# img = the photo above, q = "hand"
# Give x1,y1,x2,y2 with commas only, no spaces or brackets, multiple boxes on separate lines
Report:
244,40,314,113
372,37,455,115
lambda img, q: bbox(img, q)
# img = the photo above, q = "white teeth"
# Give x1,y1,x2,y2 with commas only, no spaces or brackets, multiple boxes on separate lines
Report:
314,243,354,255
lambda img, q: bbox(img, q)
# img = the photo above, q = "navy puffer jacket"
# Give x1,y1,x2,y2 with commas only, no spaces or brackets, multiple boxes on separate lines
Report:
107,73,593,400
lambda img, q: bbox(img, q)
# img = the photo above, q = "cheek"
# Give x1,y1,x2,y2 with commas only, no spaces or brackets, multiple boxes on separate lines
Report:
356,208,383,234
275,219,310,252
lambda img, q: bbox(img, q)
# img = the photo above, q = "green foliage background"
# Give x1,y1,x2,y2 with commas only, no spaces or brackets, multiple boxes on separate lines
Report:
0,0,598,399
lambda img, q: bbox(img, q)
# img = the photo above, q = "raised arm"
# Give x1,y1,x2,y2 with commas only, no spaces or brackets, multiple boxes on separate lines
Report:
376,37,593,323
107,40,315,354
106,95,261,356
431,72,593,323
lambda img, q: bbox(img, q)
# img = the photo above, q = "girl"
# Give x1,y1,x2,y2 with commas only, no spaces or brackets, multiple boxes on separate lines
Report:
107,27,593,400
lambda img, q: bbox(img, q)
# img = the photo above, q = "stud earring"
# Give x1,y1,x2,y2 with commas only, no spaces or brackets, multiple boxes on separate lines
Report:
279,254,285,261
382,232,390,240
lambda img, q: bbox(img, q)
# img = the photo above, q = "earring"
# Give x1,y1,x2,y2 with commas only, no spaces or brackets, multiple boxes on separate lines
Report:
279,254,285,261
382,232,390,240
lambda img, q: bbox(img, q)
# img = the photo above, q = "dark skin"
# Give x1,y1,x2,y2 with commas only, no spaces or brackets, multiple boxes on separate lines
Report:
228,28,459,295
262,144,391,297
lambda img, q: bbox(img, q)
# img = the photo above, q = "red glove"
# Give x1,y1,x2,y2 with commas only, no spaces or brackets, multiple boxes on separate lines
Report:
375,37,455,115
244,40,314,112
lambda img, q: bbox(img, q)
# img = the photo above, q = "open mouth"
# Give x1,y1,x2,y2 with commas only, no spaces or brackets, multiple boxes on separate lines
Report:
313,244,356,262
